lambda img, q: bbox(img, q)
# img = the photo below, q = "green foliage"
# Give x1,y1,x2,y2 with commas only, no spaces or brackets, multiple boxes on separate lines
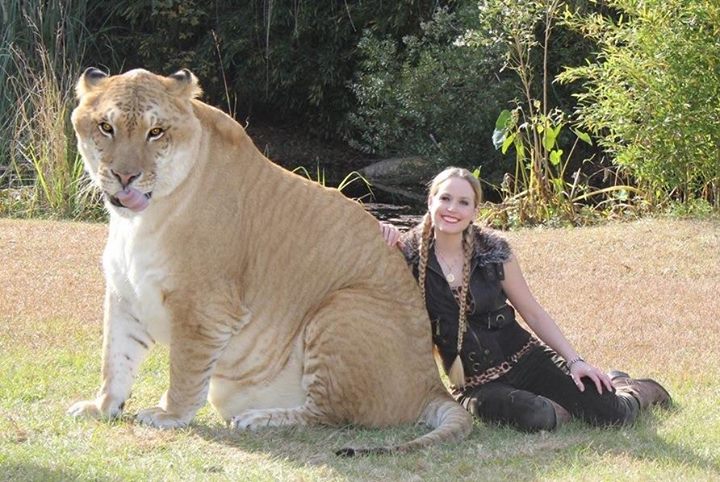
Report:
3,0,717,222
89,1,448,138
348,5,515,179
488,105,642,228
442,0,645,228
103,0,216,88
558,0,720,207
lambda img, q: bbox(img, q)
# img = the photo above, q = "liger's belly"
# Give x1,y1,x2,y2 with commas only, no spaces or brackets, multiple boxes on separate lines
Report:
207,336,306,421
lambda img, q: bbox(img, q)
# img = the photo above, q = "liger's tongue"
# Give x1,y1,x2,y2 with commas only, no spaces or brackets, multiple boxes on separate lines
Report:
115,187,149,212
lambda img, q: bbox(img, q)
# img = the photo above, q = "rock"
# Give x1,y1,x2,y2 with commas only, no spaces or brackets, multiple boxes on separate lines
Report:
359,157,436,202
364,203,423,230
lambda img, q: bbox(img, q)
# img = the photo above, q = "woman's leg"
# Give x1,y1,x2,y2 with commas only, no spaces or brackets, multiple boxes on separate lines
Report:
505,346,639,426
457,381,565,432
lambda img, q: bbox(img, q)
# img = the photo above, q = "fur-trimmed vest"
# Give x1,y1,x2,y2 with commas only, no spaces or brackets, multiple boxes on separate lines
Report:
400,224,533,380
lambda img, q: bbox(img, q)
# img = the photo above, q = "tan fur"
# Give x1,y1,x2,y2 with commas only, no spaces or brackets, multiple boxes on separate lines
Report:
67,68,472,454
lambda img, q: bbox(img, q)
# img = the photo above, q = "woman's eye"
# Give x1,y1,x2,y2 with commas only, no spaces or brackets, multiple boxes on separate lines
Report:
98,122,113,135
148,127,164,139
460,200,470,206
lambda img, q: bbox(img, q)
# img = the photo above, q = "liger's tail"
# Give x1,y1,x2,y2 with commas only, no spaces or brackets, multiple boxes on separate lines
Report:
336,396,473,456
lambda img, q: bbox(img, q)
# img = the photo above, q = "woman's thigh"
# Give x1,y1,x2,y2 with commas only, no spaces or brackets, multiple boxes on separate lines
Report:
459,381,558,432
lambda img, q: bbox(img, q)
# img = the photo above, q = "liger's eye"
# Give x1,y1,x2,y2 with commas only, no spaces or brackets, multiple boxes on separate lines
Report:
148,127,164,139
98,122,114,135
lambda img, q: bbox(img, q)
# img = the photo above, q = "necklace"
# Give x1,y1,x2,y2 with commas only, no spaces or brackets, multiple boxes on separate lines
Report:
435,250,461,284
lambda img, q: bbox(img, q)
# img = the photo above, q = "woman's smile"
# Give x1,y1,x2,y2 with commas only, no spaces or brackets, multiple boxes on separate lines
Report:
428,177,478,235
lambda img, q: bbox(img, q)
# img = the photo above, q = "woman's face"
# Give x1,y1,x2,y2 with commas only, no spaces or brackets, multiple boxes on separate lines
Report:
428,176,477,235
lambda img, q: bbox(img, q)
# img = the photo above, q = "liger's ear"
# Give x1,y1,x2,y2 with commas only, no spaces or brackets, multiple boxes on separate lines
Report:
76,67,108,99
167,69,202,99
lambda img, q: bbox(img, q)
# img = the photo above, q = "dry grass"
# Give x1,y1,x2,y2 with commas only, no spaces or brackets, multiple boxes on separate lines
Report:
504,217,720,386
1,216,719,481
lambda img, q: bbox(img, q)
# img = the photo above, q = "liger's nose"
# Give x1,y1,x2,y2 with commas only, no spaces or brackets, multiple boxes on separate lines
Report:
111,169,141,188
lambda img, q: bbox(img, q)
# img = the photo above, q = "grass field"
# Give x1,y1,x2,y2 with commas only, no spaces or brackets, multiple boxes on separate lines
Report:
1,217,719,481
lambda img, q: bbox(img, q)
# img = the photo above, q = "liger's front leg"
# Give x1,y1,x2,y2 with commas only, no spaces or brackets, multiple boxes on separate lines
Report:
68,291,154,420
135,312,236,429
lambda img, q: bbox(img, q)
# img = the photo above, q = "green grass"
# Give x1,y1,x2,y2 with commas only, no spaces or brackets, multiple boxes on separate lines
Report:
1,217,719,481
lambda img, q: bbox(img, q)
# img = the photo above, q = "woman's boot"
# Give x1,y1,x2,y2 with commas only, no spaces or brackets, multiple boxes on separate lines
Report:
549,399,572,427
608,370,672,410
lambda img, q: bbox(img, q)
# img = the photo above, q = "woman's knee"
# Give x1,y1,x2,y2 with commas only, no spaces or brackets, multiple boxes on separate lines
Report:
585,392,640,426
512,395,558,432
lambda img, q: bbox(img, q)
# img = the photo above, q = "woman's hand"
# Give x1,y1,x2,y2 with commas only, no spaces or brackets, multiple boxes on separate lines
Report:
569,360,614,394
379,221,403,247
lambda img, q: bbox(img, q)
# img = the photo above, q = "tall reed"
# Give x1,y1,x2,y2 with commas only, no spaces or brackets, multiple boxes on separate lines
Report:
0,1,105,219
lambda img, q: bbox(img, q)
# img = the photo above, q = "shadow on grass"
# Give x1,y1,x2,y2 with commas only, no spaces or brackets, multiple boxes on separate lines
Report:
185,406,720,479
0,463,112,482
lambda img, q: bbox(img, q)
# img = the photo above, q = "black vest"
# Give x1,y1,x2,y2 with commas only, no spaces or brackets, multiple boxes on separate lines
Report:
401,225,533,377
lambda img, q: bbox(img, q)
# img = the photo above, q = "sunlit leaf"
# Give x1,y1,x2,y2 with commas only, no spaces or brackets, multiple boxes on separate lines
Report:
543,128,557,151
572,129,593,145
492,129,506,150
550,149,563,165
502,132,516,154
495,109,512,129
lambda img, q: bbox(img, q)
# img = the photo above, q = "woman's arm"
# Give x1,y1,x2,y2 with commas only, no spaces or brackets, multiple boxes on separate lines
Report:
501,255,613,394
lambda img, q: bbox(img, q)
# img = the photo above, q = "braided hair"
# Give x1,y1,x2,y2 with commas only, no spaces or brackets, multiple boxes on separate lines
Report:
417,213,433,307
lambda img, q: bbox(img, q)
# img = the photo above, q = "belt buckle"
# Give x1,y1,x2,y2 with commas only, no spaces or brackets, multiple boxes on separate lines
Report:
488,312,506,329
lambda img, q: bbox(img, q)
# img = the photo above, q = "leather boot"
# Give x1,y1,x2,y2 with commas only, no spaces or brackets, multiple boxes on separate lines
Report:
608,370,672,410
550,399,572,427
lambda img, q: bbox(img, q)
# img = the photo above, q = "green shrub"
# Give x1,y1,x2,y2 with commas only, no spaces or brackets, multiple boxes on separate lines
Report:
558,0,720,207
347,5,515,180
90,1,448,138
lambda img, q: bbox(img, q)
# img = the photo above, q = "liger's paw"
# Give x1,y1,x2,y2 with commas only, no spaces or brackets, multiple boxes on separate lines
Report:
67,399,103,420
229,409,285,431
67,397,122,420
136,407,189,429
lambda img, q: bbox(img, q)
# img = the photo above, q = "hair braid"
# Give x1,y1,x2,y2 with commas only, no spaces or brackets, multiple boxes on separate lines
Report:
447,225,475,387
417,213,433,306
422,166,482,388
456,226,475,350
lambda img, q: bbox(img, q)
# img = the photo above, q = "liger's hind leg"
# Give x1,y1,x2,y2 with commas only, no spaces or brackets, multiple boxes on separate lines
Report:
228,307,341,431
230,288,433,431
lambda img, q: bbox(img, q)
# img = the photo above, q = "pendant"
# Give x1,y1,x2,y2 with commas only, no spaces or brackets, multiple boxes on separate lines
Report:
446,273,455,283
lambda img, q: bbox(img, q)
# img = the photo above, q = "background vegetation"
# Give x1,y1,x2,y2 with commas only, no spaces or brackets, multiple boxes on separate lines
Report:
558,0,720,209
1,0,718,222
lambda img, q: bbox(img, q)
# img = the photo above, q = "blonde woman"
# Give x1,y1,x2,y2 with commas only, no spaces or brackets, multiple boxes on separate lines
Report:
379,167,670,431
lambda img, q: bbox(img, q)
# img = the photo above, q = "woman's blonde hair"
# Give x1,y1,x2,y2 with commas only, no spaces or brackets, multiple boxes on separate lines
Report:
418,167,481,387
427,167,483,206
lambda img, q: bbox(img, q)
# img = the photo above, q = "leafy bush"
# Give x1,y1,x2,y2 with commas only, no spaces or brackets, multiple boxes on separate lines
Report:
558,0,720,206
86,0,448,138
347,5,515,180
